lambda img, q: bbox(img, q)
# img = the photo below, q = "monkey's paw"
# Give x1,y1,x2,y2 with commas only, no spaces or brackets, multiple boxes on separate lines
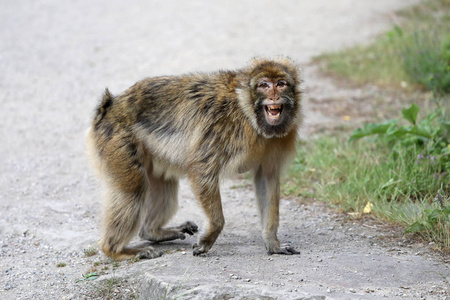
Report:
192,242,211,256
268,244,300,255
137,248,164,259
178,221,198,236
128,241,164,259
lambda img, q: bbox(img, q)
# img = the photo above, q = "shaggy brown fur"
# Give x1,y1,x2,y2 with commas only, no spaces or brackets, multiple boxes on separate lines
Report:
86,58,302,260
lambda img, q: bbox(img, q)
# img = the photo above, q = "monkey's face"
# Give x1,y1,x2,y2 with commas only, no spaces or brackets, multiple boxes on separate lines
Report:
252,76,299,138
257,78,289,125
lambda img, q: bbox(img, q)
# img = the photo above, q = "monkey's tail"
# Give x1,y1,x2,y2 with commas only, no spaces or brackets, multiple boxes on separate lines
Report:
93,88,114,126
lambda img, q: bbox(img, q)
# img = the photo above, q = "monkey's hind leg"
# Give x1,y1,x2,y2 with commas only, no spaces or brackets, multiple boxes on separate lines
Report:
95,137,163,261
100,187,164,261
138,175,198,243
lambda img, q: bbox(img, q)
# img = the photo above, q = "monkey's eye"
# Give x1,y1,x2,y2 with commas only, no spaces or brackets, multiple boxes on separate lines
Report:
258,81,270,89
276,80,287,88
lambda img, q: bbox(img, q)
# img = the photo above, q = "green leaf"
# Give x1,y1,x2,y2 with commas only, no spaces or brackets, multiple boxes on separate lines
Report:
424,208,434,214
401,103,420,125
423,220,434,229
348,121,396,142
440,121,450,132
444,206,450,215
408,125,433,139
380,178,401,189
404,221,426,234
421,110,438,125
387,126,409,137
83,272,99,281
427,209,443,223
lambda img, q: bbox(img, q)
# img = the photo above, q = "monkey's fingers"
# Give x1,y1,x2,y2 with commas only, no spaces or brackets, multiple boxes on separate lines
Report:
268,244,300,255
179,221,198,236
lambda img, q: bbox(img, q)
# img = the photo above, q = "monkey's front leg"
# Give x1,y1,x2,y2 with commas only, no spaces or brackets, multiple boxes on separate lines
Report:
254,166,300,255
189,175,225,256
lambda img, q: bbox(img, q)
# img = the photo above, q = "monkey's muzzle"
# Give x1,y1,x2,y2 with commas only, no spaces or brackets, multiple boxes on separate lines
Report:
264,104,283,125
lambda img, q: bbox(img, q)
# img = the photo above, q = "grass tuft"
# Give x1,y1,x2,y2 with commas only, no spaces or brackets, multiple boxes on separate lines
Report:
284,132,449,252
84,246,99,257
294,0,450,252
314,0,450,94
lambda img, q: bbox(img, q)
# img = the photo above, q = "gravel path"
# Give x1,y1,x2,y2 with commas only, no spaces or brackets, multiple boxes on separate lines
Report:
1,0,448,299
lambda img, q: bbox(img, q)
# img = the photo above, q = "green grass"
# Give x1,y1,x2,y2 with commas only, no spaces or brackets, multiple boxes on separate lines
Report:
314,0,450,93
283,134,449,252
290,0,450,252
83,246,99,257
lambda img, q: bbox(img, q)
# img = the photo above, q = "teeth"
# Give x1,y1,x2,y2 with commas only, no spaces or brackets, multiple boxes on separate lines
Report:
265,104,282,119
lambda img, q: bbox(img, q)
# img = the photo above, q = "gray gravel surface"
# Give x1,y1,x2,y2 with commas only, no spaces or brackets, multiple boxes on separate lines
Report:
1,0,448,299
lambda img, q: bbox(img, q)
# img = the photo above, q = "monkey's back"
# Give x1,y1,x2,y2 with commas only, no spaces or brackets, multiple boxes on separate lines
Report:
91,71,267,180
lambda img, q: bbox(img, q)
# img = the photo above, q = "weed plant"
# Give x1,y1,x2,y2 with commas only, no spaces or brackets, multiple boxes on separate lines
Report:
349,103,449,249
399,31,450,96
284,103,449,250
314,0,450,92
83,246,98,257
284,128,449,251
349,103,449,194
294,0,450,252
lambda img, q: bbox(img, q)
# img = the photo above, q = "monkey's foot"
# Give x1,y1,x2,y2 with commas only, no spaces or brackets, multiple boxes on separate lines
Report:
136,248,163,259
268,244,300,255
105,241,163,261
192,242,212,256
128,241,163,259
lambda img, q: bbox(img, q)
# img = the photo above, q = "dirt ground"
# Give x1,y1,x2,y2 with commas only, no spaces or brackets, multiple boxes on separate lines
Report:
1,0,448,299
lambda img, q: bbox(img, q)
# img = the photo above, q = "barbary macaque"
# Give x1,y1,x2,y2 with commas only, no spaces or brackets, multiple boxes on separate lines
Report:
86,58,302,260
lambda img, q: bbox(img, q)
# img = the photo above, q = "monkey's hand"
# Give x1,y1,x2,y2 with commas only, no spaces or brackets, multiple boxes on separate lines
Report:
177,221,198,236
140,221,199,243
268,244,300,255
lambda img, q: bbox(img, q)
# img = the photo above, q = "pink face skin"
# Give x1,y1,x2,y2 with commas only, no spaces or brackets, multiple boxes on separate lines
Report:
256,77,289,125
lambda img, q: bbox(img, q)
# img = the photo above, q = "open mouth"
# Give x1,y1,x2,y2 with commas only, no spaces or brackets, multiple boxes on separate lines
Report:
264,104,283,124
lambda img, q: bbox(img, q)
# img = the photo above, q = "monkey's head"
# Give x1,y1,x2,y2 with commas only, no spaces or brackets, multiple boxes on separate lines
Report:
237,58,302,139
